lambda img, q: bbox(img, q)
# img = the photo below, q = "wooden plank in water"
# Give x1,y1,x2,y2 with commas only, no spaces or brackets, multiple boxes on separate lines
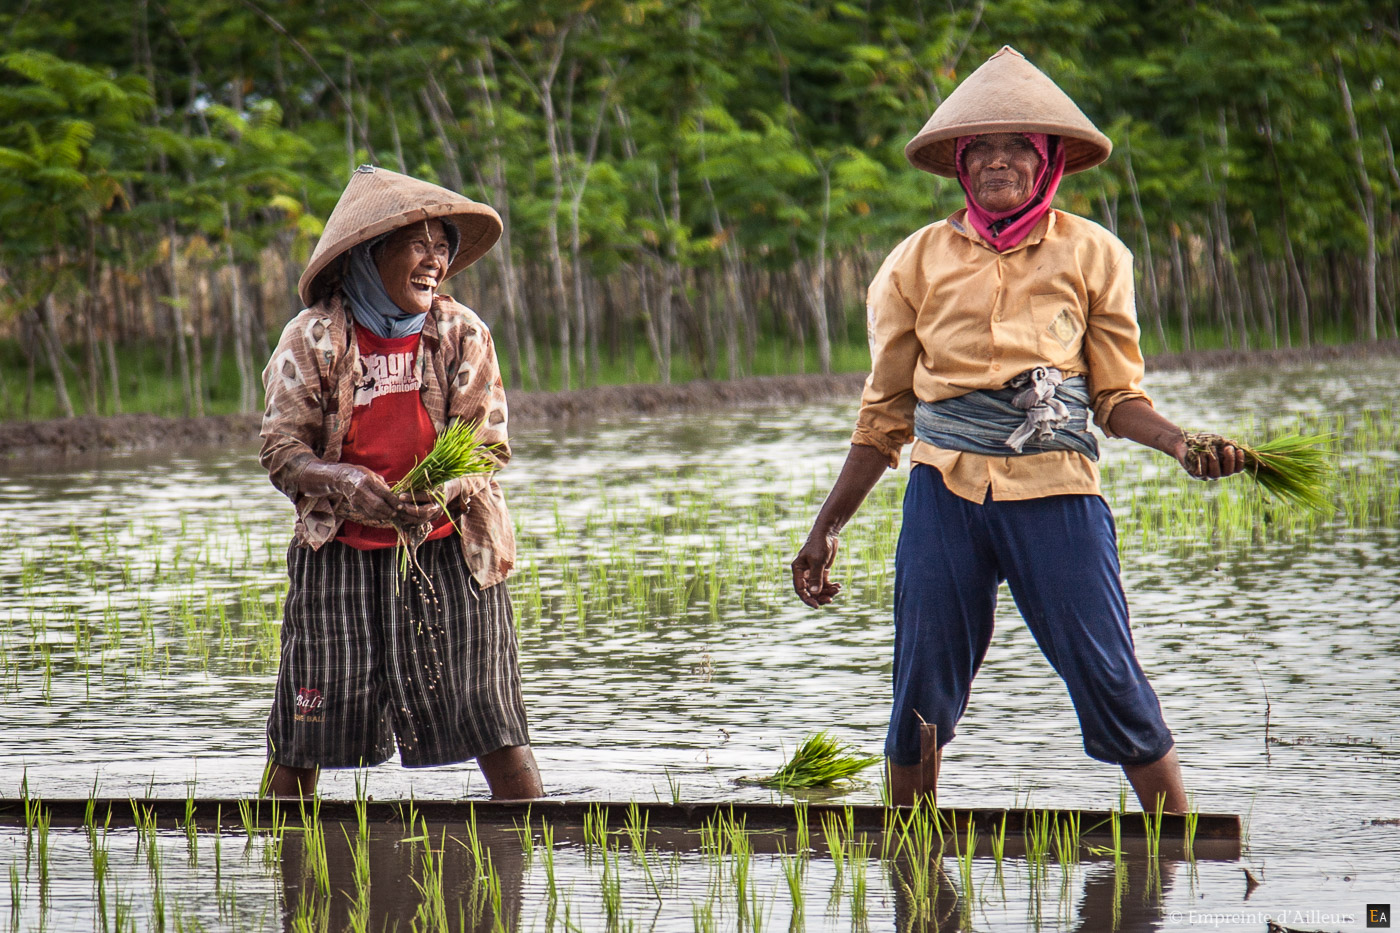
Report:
0,797,1240,860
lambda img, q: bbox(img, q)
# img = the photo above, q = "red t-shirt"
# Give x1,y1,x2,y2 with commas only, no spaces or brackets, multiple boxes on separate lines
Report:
336,330,456,550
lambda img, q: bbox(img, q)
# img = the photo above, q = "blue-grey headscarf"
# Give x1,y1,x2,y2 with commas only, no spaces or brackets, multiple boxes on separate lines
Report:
340,222,460,339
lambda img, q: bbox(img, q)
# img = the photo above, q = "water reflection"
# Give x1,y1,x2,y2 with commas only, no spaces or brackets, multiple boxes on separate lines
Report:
278,825,525,933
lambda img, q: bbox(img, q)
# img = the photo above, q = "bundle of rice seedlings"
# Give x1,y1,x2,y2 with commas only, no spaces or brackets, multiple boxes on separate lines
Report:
1184,431,1333,513
750,732,881,790
391,419,501,578
393,419,501,498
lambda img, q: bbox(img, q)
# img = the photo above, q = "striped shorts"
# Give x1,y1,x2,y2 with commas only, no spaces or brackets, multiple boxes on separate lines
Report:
267,537,531,769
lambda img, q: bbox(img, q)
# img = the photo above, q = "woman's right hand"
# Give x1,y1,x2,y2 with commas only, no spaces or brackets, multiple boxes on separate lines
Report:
791,528,843,607
789,444,890,609
292,461,437,528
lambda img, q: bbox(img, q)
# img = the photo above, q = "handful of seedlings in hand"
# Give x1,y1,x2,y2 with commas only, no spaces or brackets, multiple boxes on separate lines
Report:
1184,431,1333,513
749,732,881,790
390,419,502,577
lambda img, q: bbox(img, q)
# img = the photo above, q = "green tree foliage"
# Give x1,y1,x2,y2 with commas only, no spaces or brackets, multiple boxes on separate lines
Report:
0,1,1396,415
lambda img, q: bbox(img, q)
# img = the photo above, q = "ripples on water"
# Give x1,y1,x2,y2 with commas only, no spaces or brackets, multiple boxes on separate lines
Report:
1,358,1397,930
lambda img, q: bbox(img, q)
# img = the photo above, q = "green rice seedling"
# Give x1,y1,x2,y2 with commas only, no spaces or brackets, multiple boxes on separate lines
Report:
539,820,558,905
352,771,370,842
1087,808,1125,864
891,799,941,923
1023,810,1052,889
264,803,289,870
340,825,371,933
18,770,30,824
624,802,661,898
514,809,535,872
989,812,1008,873
396,794,419,835
1184,798,1200,862
93,842,111,925
289,887,324,933
848,835,870,926
182,795,198,864
410,825,449,933
462,804,486,875
793,802,810,857
778,848,805,923
237,799,255,841
820,812,845,882
728,824,753,928
953,818,977,924
692,898,716,933
1053,811,1080,868
1143,794,1165,863
34,805,50,908
583,803,609,856
600,841,622,927
697,813,725,864
751,732,880,789
623,802,649,856
299,797,330,899
1185,430,1334,513
664,768,682,805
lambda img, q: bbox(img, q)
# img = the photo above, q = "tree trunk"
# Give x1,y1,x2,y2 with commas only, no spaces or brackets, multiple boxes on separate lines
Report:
36,295,75,418
223,204,256,413
1335,55,1378,340
166,229,196,417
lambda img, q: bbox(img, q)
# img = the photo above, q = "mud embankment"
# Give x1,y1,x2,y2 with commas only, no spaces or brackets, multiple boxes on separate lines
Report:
2,341,1396,460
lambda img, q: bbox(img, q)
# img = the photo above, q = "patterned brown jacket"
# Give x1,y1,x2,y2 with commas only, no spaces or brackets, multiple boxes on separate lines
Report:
259,292,515,587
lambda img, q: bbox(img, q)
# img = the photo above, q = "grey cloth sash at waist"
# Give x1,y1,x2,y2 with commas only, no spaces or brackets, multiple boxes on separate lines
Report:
913,367,1100,461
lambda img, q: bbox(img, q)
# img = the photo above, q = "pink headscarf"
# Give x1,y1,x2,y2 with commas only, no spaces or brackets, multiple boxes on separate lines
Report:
955,132,1066,252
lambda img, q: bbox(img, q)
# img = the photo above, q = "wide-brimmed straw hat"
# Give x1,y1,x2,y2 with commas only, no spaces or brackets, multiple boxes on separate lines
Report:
298,165,503,307
904,46,1112,178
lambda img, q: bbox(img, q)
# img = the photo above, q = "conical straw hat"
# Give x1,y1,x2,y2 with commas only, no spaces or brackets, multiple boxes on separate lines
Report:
904,46,1112,178
298,165,503,307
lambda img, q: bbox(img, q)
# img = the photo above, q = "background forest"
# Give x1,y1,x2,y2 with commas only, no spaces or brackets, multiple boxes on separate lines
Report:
1,0,1398,419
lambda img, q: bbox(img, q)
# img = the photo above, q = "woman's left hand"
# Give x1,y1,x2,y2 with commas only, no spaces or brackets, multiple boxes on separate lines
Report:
406,477,467,523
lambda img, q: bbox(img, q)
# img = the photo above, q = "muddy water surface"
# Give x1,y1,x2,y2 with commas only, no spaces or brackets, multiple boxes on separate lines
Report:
1,358,1397,931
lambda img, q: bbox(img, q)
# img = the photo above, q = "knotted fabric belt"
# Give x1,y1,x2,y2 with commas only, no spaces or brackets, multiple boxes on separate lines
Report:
913,367,1100,461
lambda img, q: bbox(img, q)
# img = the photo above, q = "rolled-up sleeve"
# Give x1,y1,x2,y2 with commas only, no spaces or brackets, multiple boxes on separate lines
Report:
851,252,921,468
1084,251,1152,436
259,314,326,499
445,316,511,463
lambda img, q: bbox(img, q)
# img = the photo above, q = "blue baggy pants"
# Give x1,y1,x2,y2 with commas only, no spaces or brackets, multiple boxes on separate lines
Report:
885,465,1175,767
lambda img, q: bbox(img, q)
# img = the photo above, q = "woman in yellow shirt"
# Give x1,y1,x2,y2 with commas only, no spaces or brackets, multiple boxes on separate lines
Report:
791,47,1244,810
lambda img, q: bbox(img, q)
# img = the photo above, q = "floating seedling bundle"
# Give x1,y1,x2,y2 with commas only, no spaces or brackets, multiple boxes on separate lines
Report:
391,419,501,578
1185,431,1333,513
745,732,881,790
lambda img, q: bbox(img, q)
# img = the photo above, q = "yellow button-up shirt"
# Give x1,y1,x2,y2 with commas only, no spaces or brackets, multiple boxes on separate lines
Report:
852,208,1152,502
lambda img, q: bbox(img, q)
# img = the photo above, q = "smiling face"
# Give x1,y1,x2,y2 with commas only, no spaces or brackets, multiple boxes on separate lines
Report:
374,219,453,315
961,133,1043,212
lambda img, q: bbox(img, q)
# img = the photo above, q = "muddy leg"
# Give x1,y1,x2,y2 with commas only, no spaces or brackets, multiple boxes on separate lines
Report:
477,745,544,800
1122,747,1187,813
886,722,940,806
262,762,318,798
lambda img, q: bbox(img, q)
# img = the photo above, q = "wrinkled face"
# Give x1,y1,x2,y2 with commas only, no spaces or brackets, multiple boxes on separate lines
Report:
375,219,452,315
962,133,1043,212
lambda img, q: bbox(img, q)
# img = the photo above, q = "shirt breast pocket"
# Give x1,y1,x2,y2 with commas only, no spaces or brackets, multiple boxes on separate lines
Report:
1030,292,1085,367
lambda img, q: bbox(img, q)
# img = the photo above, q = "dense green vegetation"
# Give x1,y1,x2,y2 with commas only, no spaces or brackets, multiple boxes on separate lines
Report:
2,1,1397,419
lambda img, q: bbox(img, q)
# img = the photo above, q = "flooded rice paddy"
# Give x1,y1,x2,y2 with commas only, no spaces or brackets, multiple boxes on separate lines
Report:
0,357,1397,931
